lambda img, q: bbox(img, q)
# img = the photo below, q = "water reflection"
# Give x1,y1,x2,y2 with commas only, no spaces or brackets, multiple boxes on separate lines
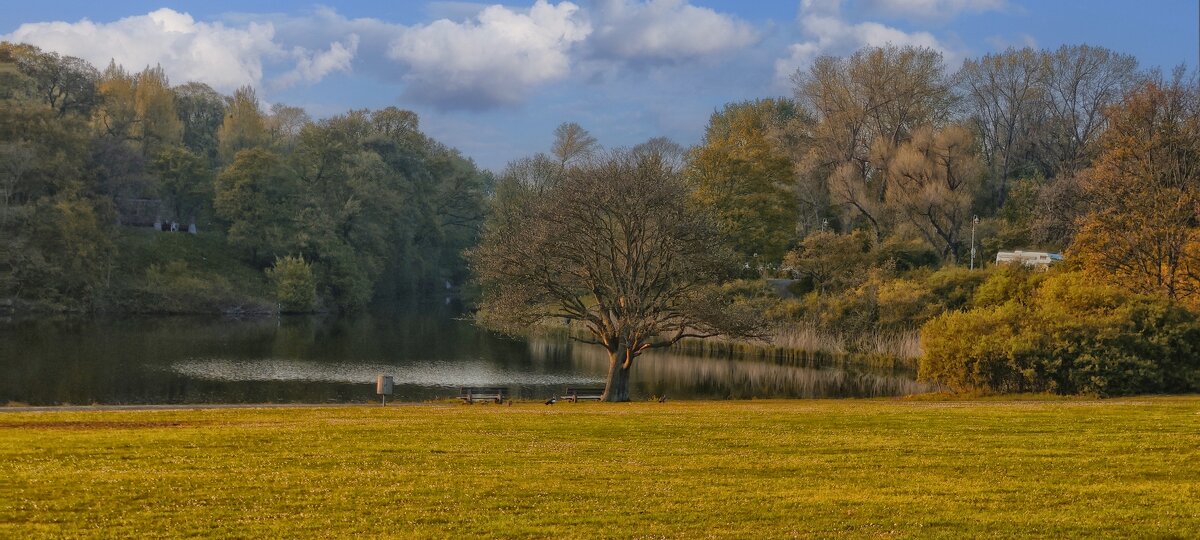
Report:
0,307,934,405
529,340,932,399
169,358,605,387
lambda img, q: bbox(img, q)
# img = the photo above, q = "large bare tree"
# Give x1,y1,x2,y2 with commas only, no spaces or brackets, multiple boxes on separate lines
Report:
957,47,1044,206
1039,45,1140,176
887,124,983,262
471,150,766,401
794,45,954,239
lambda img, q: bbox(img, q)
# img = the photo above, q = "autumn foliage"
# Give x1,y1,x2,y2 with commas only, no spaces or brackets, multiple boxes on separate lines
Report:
1071,75,1200,308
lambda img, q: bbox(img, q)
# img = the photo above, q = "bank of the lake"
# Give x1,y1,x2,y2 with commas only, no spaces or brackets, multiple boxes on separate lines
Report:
2,398,1197,538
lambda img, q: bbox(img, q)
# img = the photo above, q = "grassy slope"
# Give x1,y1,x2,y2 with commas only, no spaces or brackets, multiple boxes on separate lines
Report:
109,228,272,312
1,398,1197,538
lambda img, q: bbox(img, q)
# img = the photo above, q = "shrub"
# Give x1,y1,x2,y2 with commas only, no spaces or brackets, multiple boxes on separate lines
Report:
783,230,871,293
136,261,251,313
920,271,1200,396
920,302,1026,392
923,266,990,311
970,264,1044,308
875,235,940,272
875,278,938,331
267,255,317,313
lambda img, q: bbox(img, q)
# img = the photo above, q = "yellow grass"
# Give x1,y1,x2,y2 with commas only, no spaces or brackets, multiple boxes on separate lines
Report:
1,398,1197,538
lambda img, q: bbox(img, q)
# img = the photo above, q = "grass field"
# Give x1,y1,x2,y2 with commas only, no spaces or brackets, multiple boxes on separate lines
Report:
2,398,1198,538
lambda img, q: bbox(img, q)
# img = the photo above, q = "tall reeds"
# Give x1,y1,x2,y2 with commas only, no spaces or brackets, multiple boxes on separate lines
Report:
671,323,921,369
535,319,922,368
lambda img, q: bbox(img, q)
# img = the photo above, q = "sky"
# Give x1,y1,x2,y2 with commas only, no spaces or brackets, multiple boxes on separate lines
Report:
1,0,1196,171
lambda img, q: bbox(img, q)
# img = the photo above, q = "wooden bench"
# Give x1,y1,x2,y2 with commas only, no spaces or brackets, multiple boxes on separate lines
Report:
459,387,508,404
564,387,606,402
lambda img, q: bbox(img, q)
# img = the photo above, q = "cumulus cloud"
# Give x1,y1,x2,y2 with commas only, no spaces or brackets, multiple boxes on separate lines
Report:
387,1,591,109
236,7,406,82
274,35,360,89
3,8,282,91
862,0,1008,22
3,8,361,92
775,0,960,81
588,0,758,64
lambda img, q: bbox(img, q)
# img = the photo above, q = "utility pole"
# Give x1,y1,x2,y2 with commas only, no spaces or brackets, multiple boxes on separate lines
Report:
970,215,979,270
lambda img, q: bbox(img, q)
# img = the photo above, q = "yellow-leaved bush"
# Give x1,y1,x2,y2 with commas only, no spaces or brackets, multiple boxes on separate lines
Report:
920,270,1200,396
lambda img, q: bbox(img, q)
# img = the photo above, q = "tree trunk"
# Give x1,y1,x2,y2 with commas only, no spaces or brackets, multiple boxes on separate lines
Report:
601,349,633,402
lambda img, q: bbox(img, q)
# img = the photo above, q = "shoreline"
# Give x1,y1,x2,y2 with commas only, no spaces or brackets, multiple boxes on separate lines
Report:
4,394,1192,413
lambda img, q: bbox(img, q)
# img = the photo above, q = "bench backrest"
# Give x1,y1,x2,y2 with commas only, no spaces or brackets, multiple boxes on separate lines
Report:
460,387,508,396
565,387,606,396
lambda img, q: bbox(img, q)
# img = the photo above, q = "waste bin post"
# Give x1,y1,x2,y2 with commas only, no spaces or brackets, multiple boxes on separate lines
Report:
376,375,394,406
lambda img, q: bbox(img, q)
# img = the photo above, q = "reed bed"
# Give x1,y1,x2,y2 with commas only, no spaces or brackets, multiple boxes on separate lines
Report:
538,319,923,369
671,323,922,369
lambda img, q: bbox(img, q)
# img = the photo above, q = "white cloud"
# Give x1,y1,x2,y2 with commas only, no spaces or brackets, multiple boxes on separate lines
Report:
3,3,766,111
275,35,360,89
588,0,758,64
775,0,961,81
862,0,1009,22
4,8,360,92
387,1,591,109
3,8,281,91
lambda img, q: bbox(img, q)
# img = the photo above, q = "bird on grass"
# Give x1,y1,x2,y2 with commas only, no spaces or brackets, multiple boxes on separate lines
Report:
544,396,558,405
657,395,668,403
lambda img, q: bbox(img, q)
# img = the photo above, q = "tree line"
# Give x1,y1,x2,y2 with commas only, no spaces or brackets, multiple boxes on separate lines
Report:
2,38,1197,397
475,43,1199,399
0,42,490,312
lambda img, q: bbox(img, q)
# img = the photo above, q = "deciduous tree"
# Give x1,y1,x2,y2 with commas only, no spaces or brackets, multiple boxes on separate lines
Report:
794,46,954,239
471,150,766,401
1071,72,1200,307
151,146,210,222
1038,45,1140,176
887,124,984,262
957,47,1044,205
133,65,182,156
217,86,268,164
95,61,137,141
686,99,800,263
213,148,298,264
551,122,597,166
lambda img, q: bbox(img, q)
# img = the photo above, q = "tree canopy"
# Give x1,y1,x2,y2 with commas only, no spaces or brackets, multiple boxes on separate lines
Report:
472,149,766,401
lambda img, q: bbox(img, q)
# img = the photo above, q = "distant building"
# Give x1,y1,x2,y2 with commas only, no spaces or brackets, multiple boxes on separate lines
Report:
995,250,1063,268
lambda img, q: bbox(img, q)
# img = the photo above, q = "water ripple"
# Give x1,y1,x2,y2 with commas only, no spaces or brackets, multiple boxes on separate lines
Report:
167,358,606,387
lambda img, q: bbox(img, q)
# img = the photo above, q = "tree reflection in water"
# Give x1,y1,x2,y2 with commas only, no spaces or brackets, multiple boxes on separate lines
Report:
1,310,934,405
527,338,936,400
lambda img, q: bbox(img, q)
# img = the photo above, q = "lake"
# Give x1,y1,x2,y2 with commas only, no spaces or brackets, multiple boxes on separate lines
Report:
0,304,935,405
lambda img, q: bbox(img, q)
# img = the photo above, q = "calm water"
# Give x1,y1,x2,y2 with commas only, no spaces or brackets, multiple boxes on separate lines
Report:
0,305,934,405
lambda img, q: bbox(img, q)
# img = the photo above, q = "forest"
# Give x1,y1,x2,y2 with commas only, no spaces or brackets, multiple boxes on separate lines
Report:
2,41,1197,395
0,42,490,314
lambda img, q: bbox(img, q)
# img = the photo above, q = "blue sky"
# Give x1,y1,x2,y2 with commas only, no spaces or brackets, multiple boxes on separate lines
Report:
2,1,1196,171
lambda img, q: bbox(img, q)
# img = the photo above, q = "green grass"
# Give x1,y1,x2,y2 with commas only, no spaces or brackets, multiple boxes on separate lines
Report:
113,229,265,288
2,398,1198,538
108,228,273,313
